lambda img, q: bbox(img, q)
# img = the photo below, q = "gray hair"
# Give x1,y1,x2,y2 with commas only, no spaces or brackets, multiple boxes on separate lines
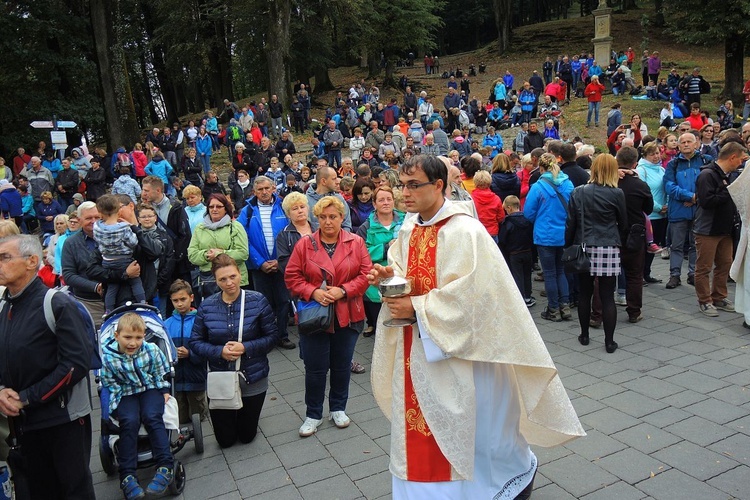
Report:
254,175,274,187
0,234,43,263
77,201,97,218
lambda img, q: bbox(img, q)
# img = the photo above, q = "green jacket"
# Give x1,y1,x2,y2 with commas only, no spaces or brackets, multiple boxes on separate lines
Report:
356,210,405,302
187,220,250,285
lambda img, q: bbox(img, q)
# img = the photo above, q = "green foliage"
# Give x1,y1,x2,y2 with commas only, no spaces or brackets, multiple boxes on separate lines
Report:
663,0,750,44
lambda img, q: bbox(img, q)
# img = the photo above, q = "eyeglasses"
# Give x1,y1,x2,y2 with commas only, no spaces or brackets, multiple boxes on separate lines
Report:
208,205,225,210
0,254,29,263
395,180,436,191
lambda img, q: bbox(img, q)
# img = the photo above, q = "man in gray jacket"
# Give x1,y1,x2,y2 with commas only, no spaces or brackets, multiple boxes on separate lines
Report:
430,121,450,156
306,163,352,231
323,120,344,170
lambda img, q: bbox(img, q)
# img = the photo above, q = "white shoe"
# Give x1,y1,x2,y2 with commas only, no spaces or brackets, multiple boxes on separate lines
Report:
615,293,627,306
299,417,323,437
329,411,350,428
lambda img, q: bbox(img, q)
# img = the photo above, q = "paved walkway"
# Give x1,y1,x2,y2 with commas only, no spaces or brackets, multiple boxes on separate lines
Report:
91,256,750,499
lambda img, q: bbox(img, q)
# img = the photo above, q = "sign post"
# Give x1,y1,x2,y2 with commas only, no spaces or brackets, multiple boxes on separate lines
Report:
30,117,77,158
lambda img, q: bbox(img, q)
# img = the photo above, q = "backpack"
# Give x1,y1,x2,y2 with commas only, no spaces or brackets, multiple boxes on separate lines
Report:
228,125,242,141
43,287,102,370
116,152,132,167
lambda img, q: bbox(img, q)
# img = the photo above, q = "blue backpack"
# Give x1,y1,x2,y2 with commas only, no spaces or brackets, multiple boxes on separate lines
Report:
43,287,102,370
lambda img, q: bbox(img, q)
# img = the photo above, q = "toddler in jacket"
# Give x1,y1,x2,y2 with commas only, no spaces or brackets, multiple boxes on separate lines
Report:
101,313,174,498
111,166,142,203
94,194,146,312
164,280,208,424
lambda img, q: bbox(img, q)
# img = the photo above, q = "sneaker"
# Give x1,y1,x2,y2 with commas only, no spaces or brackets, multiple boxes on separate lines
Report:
661,247,671,260
121,475,145,500
525,296,537,307
644,276,662,283
330,411,351,428
299,417,323,437
559,304,572,320
713,299,735,312
687,275,695,286
665,276,681,289
541,306,561,322
699,303,719,317
540,289,547,297
646,243,662,254
350,361,366,374
628,314,643,323
278,338,296,350
534,272,545,282
589,319,601,328
145,466,173,496
615,293,627,306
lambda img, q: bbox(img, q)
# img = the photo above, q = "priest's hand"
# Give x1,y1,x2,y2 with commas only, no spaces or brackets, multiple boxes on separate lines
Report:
367,264,394,285
383,296,414,320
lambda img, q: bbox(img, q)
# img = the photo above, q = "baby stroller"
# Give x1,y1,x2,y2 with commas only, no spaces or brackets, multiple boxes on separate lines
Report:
96,303,204,495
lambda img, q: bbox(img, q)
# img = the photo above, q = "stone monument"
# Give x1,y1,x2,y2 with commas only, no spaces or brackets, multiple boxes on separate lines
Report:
592,0,612,70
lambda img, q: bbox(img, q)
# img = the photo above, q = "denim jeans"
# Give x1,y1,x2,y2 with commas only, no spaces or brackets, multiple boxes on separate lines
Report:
103,258,146,311
200,154,211,175
669,219,696,278
327,150,342,170
612,82,625,96
587,101,600,124
299,324,361,419
744,103,750,122
115,389,173,480
251,270,290,340
537,245,569,309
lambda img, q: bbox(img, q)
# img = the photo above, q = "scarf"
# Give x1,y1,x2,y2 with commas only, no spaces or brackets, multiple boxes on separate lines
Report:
202,214,231,231
238,179,250,189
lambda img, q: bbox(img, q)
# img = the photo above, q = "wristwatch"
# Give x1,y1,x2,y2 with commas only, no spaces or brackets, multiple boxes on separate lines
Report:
340,287,347,300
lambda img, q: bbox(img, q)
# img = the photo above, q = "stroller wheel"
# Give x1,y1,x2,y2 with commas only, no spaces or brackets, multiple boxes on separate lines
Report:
168,461,186,495
191,414,204,454
98,436,117,476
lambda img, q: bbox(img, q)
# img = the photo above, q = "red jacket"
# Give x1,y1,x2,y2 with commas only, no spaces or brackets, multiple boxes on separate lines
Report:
471,187,505,236
13,154,30,177
285,229,371,328
517,168,532,209
585,81,605,102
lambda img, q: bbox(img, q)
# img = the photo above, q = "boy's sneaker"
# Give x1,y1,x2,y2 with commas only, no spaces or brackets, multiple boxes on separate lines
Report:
713,299,735,312
330,411,351,428
299,417,323,437
559,304,572,320
699,303,719,317
540,306,561,322
646,243,662,254
146,466,173,496
661,247,670,260
525,296,536,308
121,475,145,500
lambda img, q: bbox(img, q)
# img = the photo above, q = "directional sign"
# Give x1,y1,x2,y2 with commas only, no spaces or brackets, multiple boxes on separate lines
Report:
30,120,77,129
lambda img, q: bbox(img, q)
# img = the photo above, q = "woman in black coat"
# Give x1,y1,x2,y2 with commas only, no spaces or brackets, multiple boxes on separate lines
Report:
490,153,521,202
84,159,108,202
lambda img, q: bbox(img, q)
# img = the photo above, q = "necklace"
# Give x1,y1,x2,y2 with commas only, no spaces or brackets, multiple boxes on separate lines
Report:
322,241,337,257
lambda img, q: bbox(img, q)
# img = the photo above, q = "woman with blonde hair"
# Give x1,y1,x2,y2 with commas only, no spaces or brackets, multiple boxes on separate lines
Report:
565,153,626,353
490,153,520,202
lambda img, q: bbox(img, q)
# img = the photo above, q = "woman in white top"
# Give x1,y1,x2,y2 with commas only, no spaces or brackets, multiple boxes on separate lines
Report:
625,114,648,147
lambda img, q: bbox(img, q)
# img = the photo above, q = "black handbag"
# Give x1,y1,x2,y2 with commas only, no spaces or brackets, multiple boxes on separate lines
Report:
547,181,590,274
296,237,334,335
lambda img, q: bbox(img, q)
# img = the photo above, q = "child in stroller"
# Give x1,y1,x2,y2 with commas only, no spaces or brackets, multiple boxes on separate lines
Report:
98,305,202,499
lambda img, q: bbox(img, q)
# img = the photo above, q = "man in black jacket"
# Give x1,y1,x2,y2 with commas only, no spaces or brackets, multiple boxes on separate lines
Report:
403,86,418,116
523,122,545,154
0,234,94,498
269,94,284,140
616,147,654,323
56,157,80,209
558,142,589,187
694,142,745,317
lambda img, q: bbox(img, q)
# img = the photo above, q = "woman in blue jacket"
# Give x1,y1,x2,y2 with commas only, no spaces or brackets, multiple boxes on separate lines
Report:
144,151,173,187
195,126,214,175
482,126,504,158
189,254,279,448
524,153,574,322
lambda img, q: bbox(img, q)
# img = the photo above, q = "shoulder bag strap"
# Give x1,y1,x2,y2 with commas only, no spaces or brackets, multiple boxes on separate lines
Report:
235,290,245,372
540,177,568,209
580,185,587,248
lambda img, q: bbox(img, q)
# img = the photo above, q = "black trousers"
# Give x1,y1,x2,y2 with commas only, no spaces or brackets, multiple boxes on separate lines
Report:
209,392,266,448
509,251,533,300
621,245,645,319
19,415,95,500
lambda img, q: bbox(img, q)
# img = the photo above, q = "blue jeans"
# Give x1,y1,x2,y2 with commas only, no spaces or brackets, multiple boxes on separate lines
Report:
200,154,211,175
587,101,600,124
251,270,290,340
115,389,173,480
669,219,696,278
327,150,342,170
299,324,361,419
612,82,625,96
103,258,146,311
537,245,569,309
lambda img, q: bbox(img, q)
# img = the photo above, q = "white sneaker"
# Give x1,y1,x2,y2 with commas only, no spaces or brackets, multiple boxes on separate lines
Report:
299,417,323,437
329,411,350,428
615,293,627,306
661,247,670,260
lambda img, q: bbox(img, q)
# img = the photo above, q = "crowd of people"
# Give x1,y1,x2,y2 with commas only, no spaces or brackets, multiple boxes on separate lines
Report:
3,49,750,499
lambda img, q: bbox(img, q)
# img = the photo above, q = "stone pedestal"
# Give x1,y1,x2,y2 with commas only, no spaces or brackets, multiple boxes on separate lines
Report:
591,7,613,68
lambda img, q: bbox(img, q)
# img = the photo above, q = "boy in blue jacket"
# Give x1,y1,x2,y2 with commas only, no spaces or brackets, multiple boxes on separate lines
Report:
100,313,174,499
164,279,208,424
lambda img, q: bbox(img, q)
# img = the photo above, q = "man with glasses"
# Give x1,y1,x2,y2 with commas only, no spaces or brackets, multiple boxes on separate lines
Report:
0,234,95,498
368,155,583,499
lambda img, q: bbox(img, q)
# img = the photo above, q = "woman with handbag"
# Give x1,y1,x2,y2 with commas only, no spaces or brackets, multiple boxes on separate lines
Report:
285,197,372,437
524,153,575,322
187,193,249,298
189,253,279,448
565,154,627,353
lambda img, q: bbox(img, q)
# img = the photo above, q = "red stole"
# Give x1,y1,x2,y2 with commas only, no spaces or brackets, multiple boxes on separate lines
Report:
403,218,451,482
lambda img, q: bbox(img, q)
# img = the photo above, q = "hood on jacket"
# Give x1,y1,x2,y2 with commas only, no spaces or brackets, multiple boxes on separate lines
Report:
540,171,570,186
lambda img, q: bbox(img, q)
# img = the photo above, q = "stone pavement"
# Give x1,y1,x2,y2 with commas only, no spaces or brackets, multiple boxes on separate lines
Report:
91,256,750,499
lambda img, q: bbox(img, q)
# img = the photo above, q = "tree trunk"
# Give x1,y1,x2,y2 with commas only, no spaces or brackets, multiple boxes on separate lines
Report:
360,46,368,68
141,3,179,124
313,66,334,94
89,0,133,149
653,0,664,26
723,36,744,105
493,0,512,55
383,59,397,88
265,0,292,113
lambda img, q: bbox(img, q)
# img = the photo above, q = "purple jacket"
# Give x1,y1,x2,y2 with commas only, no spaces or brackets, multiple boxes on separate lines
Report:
647,56,661,75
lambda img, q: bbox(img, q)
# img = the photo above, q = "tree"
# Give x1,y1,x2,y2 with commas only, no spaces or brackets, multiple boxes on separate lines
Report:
663,0,750,104
264,0,292,112
493,0,512,55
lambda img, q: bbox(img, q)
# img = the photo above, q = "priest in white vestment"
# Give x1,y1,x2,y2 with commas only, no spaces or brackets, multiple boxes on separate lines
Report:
369,155,585,499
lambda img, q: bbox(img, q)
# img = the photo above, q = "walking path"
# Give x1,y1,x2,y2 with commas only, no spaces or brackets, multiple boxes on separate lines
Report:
91,257,750,499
